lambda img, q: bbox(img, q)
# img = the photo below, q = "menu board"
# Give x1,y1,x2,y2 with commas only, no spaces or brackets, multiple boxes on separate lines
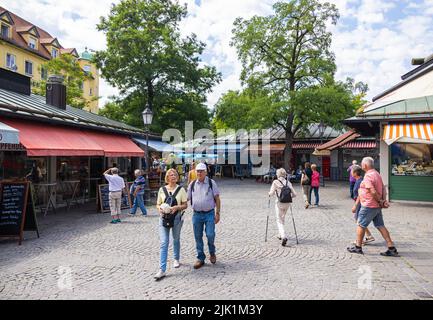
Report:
98,184,131,213
0,182,38,245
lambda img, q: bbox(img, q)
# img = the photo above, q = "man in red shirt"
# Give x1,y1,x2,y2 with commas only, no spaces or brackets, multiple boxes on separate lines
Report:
347,157,398,256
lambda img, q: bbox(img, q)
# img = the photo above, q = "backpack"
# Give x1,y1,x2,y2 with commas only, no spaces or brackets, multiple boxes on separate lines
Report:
190,179,214,206
276,179,292,203
161,186,181,228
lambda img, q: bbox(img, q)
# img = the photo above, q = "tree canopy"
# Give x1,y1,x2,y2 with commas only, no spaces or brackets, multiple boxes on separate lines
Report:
94,0,221,134
229,0,366,168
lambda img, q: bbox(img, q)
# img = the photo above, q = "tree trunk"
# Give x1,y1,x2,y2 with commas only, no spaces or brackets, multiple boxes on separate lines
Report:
284,129,294,171
146,79,154,110
283,112,295,171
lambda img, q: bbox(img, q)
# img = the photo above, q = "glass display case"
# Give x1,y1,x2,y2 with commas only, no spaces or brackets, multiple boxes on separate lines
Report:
391,143,433,176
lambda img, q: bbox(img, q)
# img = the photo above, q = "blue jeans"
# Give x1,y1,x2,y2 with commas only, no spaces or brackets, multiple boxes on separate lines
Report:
130,194,147,215
310,187,319,205
192,210,216,262
159,213,183,272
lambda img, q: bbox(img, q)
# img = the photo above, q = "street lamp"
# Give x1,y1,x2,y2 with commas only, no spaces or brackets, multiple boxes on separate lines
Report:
318,122,326,187
142,105,153,188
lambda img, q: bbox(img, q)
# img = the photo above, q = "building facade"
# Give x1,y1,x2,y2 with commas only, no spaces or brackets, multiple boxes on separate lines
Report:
345,54,433,203
0,6,99,113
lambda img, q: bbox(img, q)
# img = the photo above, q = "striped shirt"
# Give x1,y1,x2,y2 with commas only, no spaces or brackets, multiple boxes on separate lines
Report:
187,177,220,212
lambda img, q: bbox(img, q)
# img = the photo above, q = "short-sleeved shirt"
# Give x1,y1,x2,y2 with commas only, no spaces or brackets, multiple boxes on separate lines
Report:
157,185,188,207
130,175,146,195
348,165,356,183
358,169,383,208
353,177,363,200
187,177,220,212
104,174,125,192
311,171,320,187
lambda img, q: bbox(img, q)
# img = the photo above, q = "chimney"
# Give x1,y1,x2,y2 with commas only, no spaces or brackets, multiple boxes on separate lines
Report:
46,75,66,109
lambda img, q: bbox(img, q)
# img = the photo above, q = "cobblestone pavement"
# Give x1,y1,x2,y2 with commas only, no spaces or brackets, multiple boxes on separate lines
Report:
1,179,433,300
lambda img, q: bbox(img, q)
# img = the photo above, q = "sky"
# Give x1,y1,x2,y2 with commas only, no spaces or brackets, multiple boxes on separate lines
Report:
2,0,433,110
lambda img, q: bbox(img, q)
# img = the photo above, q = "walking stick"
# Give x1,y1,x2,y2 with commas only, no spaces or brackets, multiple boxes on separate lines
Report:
265,197,270,242
289,204,299,244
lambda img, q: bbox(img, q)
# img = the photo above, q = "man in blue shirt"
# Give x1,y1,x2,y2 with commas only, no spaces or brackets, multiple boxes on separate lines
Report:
130,169,148,216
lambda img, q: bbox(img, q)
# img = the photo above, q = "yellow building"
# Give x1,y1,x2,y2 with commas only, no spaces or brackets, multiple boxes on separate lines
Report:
0,6,99,113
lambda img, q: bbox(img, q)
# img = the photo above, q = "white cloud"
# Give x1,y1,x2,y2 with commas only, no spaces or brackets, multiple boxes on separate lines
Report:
3,0,433,111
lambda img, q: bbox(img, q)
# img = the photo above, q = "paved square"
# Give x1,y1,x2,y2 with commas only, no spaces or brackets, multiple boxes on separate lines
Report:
1,180,432,300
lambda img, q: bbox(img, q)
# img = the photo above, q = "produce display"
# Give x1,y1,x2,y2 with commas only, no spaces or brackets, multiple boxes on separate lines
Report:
392,160,433,176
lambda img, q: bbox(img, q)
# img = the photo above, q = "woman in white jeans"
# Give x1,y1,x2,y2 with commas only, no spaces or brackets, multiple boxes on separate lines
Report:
269,168,297,246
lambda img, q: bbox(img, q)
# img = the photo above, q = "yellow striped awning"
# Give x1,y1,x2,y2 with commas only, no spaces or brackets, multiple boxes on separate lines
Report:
383,123,433,145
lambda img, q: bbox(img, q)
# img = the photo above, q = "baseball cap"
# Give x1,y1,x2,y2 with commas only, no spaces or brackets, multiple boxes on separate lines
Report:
196,163,207,171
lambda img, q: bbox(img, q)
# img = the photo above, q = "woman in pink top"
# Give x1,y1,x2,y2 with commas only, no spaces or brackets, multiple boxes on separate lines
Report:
310,164,320,206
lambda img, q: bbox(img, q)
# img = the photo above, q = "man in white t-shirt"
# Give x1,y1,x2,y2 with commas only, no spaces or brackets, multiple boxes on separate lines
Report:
103,167,125,224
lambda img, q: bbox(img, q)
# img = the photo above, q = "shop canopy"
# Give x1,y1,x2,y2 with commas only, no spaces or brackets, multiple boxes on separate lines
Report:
1,118,144,157
383,123,433,145
133,137,182,153
0,121,19,144
209,144,247,152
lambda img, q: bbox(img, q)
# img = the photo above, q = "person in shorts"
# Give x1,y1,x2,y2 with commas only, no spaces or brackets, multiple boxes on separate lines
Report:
347,157,398,256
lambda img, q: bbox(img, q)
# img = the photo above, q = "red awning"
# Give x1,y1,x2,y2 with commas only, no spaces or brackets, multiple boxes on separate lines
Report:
1,118,144,157
83,130,144,157
316,130,360,151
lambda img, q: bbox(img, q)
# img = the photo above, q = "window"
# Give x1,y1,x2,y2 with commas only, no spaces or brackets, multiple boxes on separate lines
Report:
28,37,37,49
41,67,48,80
89,88,93,96
25,61,33,75
83,65,91,73
391,143,433,176
6,53,16,70
1,24,9,38
79,82,84,90
51,48,58,58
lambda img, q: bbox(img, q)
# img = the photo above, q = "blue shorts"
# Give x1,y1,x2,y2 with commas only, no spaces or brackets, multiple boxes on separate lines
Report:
357,206,385,229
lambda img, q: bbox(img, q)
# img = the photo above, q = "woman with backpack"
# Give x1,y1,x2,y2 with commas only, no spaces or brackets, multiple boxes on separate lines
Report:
269,168,297,247
154,169,188,281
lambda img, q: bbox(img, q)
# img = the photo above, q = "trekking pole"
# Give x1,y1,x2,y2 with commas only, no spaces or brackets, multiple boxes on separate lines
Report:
289,204,299,245
265,197,270,242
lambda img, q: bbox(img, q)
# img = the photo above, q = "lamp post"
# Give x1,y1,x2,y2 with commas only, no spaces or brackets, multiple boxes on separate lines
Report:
318,122,325,187
142,105,153,201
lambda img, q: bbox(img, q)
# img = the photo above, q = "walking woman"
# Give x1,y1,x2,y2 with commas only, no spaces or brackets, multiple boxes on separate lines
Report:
155,169,188,280
269,168,297,246
301,162,313,209
310,164,320,207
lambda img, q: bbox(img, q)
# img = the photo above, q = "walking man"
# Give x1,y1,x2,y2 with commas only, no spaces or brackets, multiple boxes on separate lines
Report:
187,162,221,269
347,157,398,256
130,169,148,216
103,167,125,224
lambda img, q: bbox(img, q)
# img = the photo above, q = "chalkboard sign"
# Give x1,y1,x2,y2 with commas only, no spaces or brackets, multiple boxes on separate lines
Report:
24,184,39,237
98,184,131,213
0,181,39,245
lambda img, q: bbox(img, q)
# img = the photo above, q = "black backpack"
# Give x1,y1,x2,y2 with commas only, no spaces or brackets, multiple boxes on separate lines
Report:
190,179,214,206
161,186,181,228
276,179,292,203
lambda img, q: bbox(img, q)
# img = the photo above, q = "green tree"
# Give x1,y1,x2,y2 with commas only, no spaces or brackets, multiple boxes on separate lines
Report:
94,0,221,134
32,54,92,109
231,0,352,169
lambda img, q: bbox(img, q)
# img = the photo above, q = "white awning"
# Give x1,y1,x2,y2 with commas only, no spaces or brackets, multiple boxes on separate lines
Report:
0,121,19,144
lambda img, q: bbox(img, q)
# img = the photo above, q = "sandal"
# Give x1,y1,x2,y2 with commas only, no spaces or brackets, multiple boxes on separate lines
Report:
364,236,375,244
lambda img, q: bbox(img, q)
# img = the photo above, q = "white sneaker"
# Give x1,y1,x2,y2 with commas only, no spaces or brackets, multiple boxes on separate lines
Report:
174,260,180,268
154,270,166,280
